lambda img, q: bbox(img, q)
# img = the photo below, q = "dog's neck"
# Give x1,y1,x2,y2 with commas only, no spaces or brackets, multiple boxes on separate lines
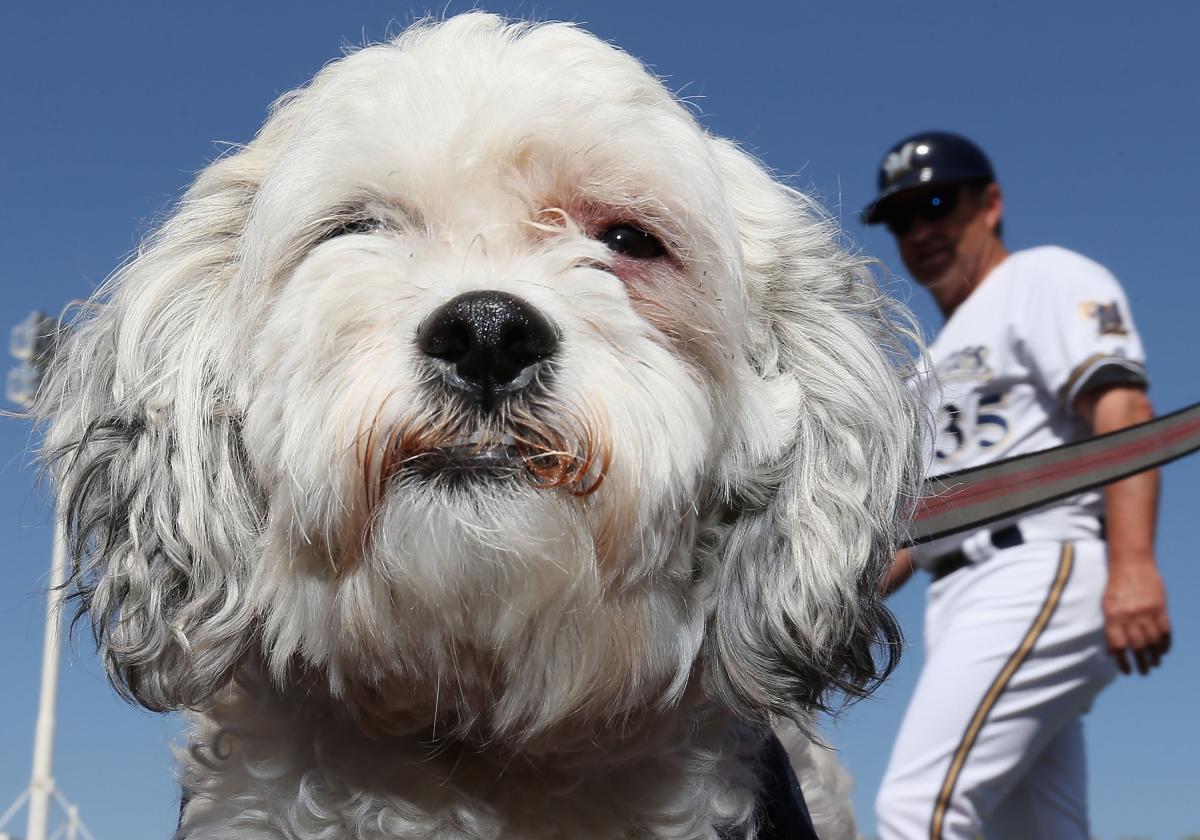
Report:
180,665,764,839
200,658,735,765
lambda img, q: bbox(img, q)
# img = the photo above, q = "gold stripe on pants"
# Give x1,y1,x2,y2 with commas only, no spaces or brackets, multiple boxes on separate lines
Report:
929,542,1075,840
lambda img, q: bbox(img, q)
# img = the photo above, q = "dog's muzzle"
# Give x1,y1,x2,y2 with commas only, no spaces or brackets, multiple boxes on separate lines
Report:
417,290,558,411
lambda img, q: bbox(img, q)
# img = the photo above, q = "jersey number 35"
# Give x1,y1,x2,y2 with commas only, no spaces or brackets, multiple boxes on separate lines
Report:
935,390,1011,462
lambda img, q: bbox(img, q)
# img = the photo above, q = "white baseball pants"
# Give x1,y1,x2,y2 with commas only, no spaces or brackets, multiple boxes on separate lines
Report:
875,539,1116,840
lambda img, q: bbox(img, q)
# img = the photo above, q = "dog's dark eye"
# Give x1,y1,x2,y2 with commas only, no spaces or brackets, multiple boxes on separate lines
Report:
319,216,381,244
598,223,666,260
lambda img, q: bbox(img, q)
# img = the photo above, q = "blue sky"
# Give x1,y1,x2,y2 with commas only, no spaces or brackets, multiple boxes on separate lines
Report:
1,2,1197,838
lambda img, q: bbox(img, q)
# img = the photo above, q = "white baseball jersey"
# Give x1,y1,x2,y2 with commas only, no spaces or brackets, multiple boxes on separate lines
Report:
911,245,1148,568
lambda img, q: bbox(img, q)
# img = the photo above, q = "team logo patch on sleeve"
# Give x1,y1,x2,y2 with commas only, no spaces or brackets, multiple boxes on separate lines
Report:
1079,300,1129,336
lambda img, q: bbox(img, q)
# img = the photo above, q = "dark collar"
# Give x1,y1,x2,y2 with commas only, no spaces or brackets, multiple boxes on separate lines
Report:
723,733,821,840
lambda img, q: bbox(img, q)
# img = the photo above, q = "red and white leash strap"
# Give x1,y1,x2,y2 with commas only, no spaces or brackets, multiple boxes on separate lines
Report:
909,401,1200,546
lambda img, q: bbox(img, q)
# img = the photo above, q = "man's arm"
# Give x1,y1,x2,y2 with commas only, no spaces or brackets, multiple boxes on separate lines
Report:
1075,384,1170,675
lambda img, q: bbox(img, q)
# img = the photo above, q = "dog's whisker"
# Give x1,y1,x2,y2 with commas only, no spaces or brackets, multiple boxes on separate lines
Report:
321,545,339,577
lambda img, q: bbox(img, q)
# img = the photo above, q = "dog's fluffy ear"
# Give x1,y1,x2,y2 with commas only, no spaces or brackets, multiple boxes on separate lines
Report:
36,147,273,712
703,140,923,722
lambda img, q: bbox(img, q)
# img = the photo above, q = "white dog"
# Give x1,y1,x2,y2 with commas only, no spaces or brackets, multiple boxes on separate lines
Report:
40,14,922,840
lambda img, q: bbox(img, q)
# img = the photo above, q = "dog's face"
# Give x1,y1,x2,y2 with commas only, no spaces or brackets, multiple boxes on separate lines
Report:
44,15,921,741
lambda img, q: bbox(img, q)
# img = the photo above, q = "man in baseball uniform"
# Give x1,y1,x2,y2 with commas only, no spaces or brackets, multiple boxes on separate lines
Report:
862,131,1171,839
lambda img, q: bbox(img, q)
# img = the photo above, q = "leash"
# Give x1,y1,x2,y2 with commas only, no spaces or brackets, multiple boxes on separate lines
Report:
909,400,1200,545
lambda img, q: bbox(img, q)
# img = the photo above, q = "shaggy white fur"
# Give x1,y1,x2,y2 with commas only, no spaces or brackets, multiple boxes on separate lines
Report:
40,14,923,840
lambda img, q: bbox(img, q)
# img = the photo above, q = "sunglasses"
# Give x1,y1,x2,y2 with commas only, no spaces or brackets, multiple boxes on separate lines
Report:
883,189,961,236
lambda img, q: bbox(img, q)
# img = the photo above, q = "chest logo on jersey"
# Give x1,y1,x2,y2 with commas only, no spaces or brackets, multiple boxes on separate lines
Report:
1079,300,1128,336
938,346,993,383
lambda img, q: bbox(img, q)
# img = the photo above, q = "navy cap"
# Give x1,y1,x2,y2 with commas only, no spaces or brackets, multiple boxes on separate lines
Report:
861,131,995,225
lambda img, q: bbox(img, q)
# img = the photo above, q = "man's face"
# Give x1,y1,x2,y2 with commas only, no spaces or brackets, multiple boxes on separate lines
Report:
885,183,1002,291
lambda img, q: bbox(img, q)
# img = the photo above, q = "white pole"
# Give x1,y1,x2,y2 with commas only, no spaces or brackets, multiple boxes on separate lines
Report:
26,506,69,840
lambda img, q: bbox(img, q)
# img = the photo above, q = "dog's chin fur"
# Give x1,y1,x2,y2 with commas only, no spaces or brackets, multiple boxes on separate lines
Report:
39,13,924,840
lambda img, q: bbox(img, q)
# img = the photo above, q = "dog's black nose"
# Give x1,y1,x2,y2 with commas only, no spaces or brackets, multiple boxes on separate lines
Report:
417,291,558,405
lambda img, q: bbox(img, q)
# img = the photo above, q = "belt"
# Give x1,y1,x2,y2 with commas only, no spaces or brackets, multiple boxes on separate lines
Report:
929,518,1107,581
929,524,1024,581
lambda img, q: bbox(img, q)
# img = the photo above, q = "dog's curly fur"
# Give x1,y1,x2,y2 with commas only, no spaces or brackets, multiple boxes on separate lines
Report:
37,14,923,839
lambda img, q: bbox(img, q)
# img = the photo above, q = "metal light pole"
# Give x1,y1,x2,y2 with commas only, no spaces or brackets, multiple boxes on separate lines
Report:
0,311,95,840
24,513,68,840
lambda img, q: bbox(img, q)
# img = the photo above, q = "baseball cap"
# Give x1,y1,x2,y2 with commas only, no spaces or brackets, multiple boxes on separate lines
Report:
861,131,995,225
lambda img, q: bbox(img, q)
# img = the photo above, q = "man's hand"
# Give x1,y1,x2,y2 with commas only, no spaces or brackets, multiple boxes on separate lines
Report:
1076,383,1170,675
1102,551,1171,674
881,548,915,597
